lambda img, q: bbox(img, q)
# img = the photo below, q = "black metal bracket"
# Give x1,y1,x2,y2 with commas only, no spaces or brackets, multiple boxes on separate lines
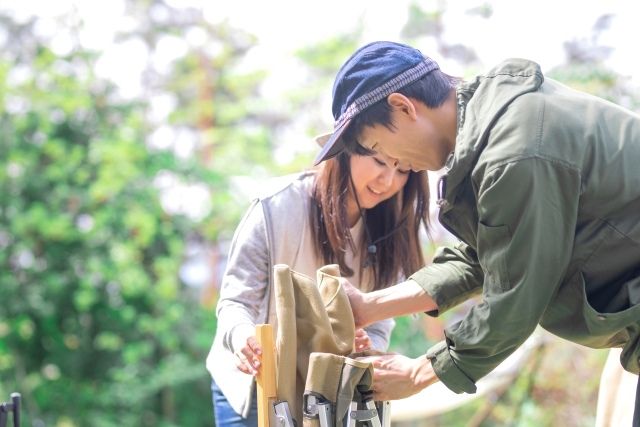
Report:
0,393,20,427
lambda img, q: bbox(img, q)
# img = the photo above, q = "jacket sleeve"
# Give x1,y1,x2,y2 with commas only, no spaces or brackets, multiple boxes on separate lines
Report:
427,158,581,393
215,200,270,354
409,243,484,316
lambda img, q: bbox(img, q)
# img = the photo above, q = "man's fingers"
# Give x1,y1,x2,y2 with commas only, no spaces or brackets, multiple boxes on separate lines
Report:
357,355,385,369
370,373,389,401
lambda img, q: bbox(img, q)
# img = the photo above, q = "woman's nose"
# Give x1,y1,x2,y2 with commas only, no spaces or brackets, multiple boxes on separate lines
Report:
378,168,394,188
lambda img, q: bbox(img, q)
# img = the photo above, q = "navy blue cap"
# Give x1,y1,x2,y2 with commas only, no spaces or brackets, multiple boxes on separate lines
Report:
314,41,439,165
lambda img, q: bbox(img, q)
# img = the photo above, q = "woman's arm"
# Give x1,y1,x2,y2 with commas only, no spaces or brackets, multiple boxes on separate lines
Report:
215,200,270,374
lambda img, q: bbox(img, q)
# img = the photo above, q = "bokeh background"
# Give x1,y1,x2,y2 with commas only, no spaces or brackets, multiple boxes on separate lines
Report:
1,0,639,425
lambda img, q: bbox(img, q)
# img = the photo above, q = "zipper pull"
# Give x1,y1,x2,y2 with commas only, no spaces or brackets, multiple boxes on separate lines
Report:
436,174,450,209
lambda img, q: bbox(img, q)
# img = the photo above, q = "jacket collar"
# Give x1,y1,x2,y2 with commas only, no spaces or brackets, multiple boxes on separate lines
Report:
439,59,544,209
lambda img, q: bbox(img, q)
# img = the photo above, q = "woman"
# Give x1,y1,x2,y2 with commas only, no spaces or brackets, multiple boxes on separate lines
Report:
206,146,430,426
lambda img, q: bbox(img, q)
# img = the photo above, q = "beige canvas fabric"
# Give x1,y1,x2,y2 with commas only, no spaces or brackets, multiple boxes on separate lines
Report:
273,264,359,425
303,353,374,427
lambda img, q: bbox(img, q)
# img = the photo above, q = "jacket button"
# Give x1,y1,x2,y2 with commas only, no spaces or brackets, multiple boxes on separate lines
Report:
596,315,606,320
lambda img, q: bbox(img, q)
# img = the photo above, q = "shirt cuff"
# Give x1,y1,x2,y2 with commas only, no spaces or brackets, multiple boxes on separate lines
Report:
426,340,477,394
229,323,256,353
409,267,477,316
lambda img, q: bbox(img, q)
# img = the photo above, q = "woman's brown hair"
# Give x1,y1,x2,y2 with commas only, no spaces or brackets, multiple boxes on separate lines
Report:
309,151,429,291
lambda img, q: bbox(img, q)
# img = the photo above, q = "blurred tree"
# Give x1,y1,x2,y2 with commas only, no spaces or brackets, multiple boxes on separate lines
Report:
551,13,640,111
115,0,285,242
284,32,363,169
111,1,301,312
401,2,479,66
0,15,210,426
0,2,288,425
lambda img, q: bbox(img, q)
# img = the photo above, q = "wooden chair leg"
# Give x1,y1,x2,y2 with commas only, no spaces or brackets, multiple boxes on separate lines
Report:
256,324,277,427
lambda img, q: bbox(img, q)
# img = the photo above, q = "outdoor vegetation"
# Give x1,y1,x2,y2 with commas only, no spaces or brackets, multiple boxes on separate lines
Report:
0,1,637,426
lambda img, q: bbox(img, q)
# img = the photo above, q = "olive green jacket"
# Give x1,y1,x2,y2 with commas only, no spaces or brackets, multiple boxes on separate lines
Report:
410,58,640,393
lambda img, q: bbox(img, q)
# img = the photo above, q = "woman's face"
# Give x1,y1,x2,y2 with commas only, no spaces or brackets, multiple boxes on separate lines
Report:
349,153,410,210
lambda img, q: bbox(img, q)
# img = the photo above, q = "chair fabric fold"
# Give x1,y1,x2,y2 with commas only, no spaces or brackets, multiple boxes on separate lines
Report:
274,263,387,426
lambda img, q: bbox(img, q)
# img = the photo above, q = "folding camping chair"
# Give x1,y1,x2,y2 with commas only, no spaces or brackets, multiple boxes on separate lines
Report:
0,393,20,427
255,264,390,427
301,352,390,427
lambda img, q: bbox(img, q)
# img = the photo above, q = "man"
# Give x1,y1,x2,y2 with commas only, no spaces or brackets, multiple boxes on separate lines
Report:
315,41,640,423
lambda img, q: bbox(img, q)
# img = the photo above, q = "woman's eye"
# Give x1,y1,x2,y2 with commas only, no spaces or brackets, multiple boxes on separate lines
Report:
374,158,386,166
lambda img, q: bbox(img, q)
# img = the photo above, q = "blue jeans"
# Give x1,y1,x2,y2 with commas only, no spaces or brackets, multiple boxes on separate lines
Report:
212,379,258,427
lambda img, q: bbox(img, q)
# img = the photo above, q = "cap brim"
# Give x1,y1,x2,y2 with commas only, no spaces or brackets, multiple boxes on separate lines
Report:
314,132,331,147
313,118,351,165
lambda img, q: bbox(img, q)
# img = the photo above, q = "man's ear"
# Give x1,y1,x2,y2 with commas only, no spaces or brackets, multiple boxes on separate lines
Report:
387,93,417,120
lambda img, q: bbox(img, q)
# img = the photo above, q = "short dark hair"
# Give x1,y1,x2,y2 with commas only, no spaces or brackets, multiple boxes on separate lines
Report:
342,69,459,155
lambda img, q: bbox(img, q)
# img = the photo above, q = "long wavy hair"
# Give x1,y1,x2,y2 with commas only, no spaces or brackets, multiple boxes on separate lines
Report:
309,151,430,291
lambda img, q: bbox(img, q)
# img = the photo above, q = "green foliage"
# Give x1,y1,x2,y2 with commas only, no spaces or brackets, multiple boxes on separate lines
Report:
0,20,216,427
388,316,437,358
295,33,363,74
2,2,638,427
401,3,444,39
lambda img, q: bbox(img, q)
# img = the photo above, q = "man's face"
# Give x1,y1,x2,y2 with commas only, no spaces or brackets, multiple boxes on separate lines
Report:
355,92,457,172
357,116,451,172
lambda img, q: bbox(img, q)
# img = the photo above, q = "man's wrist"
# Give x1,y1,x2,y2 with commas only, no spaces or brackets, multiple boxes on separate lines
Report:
357,279,438,326
411,355,438,390
375,280,436,318
359,291,378,326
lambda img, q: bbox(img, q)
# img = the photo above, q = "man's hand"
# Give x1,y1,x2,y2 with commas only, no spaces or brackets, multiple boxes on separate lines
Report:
358,354,439,401
339,278,371,328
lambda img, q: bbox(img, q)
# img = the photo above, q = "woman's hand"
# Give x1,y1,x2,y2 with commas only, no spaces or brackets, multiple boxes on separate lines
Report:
233,335,262,376
354,328,372,351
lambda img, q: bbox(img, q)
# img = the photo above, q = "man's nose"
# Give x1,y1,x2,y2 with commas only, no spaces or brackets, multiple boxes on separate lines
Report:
390,157,410,170
397,159,411,170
